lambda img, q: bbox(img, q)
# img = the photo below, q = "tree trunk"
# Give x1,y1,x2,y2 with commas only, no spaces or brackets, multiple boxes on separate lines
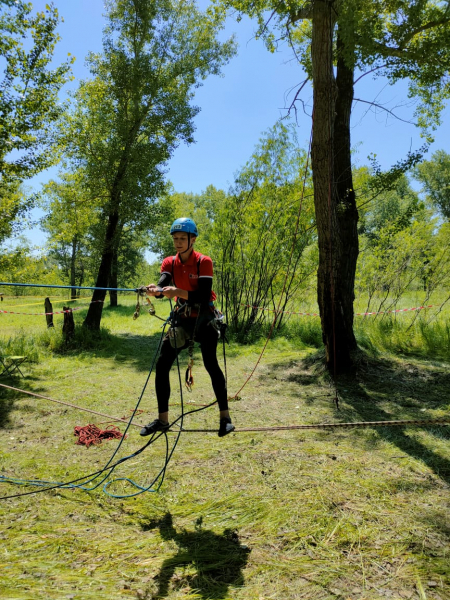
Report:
70,235,77,300
83,207,120,330
109,248,118,307
63,307,75,340
311,2,358,374
333,28,359,364
44,297,54,328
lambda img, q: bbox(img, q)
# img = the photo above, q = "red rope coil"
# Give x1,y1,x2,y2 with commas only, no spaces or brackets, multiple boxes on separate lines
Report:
74,423,124,447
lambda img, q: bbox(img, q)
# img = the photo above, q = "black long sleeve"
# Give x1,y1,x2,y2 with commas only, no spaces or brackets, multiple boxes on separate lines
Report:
157,270,212,306
188,277,212,306
155,272,172,298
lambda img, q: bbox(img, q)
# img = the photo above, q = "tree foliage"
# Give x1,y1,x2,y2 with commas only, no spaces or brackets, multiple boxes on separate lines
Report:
415,150,450,221
356,168,450,317
213,123,316,336
0,182,30,244
0,238,65,292
0,0,73,245
61,0,236,328
39,170,97,294
0,1,73,184
212,0,450,371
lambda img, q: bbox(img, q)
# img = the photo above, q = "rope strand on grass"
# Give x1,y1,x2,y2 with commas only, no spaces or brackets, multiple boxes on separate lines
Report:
177,418,450,432
0,383,144,429
2,386,448,437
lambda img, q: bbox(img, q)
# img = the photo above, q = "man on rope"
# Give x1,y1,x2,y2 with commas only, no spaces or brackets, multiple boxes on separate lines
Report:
140,217,235,438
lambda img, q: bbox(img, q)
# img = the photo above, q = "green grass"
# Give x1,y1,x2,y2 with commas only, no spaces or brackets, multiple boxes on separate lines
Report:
0,293,449,600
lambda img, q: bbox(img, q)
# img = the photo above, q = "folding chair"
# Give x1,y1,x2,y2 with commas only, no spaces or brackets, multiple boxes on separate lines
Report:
0,355,28,378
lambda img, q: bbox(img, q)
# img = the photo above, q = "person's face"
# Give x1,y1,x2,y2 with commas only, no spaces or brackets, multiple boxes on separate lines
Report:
172,232,195,253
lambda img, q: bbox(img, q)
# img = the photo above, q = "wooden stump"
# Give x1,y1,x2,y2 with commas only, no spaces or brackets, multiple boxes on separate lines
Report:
44,297,54,328
62,307,75,341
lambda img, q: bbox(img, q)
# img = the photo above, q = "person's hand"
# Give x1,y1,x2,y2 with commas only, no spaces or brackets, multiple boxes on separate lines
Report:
146,284,162,296
161,286,178,299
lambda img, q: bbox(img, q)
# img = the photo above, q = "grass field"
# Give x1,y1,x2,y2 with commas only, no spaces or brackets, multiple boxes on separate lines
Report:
0,293,449,600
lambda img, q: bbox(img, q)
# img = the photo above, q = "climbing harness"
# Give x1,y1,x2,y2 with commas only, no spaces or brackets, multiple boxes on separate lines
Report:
168,323,187,348
135,268,222,394
170,300,202,391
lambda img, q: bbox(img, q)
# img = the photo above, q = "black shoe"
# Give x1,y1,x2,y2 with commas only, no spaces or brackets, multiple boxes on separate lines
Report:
218,417,235,437
140,419,170,436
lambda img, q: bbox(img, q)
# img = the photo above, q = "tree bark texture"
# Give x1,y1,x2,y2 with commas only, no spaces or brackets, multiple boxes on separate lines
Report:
83,206,120,330
44,297,54,328
109,248,118,308
70,236,77,300
63,307,75,340
333,29,359,363
311,1,358,374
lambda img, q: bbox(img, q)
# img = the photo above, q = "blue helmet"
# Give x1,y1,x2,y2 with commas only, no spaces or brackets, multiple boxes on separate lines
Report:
170,218,198,237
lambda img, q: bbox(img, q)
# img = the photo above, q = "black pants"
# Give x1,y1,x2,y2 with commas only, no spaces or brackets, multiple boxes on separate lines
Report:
155,320,228,414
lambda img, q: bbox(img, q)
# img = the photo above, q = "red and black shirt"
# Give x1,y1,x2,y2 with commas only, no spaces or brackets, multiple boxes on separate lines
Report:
157,250,216,306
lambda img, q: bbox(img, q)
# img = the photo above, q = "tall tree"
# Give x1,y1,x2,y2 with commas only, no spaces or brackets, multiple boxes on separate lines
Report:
0,1,73,211
415,150,450,221
214,0,450,372
39,171,96,297
0,182,28,244
62,0,235,330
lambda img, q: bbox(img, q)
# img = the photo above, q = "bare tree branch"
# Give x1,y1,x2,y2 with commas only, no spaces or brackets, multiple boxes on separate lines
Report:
353,97,416,125
354,65,387,85
286,78,311,122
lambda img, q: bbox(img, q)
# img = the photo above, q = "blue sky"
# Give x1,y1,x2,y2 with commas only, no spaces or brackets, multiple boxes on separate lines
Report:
20,1,450,247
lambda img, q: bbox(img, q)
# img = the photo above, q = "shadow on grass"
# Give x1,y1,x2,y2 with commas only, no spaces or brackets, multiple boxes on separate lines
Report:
142,512,250,599
51,326,168,373
338,356,450,485
274,351,450,484
264,351,450,484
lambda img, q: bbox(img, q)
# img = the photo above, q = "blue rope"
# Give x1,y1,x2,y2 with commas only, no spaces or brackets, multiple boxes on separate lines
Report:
0,320,170,499
0,302,219,500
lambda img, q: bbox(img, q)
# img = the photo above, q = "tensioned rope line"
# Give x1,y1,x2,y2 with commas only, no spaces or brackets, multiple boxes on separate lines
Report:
0,383,144,429
3,384,447,434
177,418,450,432
238,302,446,318
0,282,144,293
0,300,104,316
0,295,94,308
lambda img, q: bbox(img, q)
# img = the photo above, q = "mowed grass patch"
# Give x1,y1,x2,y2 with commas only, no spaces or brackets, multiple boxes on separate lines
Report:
0,298,449,600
